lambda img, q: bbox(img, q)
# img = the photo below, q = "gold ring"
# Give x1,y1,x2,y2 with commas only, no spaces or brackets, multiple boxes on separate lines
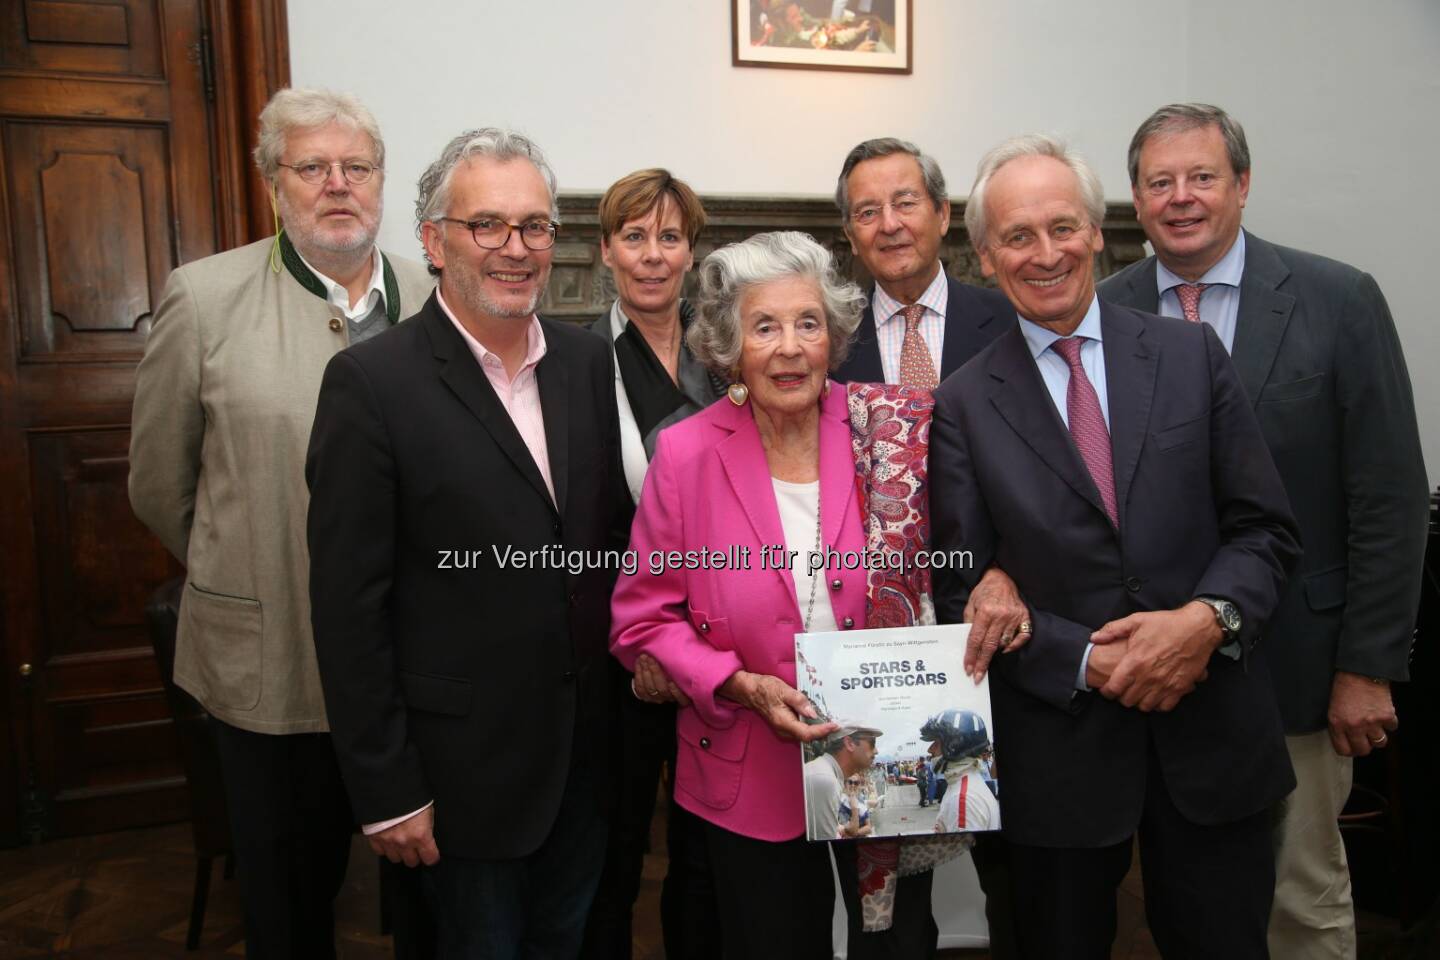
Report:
1018,621,1032,634
1369,733,1388,746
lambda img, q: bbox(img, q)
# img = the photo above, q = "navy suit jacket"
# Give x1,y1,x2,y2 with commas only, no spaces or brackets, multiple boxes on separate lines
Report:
930,301,1301,847
833,275,1015,384
1099,232,1428,732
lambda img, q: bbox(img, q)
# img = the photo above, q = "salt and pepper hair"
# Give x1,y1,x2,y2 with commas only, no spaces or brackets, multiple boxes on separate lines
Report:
964,134,1106,251
414,128,560,232
252,87,385,181
834,137,948,219
687,231,866,377
1126,103,1251,186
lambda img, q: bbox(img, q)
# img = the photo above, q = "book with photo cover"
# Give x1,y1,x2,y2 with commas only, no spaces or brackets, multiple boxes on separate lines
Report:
796,622,1001,841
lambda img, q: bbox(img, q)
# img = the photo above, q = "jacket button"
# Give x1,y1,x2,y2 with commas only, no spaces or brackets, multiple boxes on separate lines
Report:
842,616,855,628
568,594,578,607
700,737,711,750
552,521,561,535
562,670,576,682
830,578,842,591
328,317,342,332
699,621,710,633
1125,577,1142,593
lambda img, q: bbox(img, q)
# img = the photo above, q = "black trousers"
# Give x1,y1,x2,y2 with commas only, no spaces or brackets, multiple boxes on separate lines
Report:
210,718,354,960
705,823,834,960
1007,747,1275,960
580,680,720,960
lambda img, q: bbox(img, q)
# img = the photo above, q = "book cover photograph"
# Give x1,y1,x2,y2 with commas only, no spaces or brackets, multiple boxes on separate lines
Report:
796,623,1000,841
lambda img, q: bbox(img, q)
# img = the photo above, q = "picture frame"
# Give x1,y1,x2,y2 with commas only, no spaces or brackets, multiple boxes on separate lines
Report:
732,0,913,75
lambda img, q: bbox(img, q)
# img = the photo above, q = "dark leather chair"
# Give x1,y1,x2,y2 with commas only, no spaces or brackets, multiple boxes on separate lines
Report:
145,577,233,950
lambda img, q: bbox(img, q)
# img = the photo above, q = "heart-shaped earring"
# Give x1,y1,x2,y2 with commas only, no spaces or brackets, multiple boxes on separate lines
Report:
727,382,749,406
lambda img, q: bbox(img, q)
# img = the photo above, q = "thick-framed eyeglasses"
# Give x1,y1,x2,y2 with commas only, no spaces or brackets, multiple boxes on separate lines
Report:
278,159,379,185
849,192,929,228
437,216,559,251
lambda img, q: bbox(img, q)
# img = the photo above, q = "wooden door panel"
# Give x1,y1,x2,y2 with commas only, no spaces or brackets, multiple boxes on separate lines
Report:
0,0,164,78
0,0,287,846
29,429,177,660
5,121,171,359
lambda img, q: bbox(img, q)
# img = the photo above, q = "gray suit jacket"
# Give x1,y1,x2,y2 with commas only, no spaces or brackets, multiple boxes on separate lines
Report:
1098,231,1429,732
129,237,435,733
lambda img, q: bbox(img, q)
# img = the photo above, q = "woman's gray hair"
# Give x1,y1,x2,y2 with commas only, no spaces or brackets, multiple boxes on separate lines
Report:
1126,103,1250,186
687,231,866,377
964,134,1105,251
414,128,560,236
252,87,384,180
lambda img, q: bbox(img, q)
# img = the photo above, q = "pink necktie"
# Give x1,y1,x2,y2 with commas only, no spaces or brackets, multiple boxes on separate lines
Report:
1051,337,1118,528
1175,283,1208,324
898,304,939,389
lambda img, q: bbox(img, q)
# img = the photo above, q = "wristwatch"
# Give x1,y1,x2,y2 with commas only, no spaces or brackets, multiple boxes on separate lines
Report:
1195,596,1242,641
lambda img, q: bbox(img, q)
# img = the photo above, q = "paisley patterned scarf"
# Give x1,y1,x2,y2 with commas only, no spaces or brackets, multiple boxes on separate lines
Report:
846,382,972,933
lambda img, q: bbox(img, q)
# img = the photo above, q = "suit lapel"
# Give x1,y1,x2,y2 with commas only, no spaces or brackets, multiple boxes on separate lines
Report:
1231,232,1295,405
1101,305,1158,524
986,326,1109,519
426,303,558,516
713,400,802,609
938,279,999,378
1121,258,1162,314
536,323,570,518
846,305,885,382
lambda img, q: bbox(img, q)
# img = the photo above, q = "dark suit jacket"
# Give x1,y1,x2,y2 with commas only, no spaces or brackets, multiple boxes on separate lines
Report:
306,294,629,860
1099,232,1429,732
833,275,1016,383
930,302,1301,848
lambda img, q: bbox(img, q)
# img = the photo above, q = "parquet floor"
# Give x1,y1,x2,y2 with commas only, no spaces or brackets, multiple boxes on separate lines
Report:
0,813,1422,959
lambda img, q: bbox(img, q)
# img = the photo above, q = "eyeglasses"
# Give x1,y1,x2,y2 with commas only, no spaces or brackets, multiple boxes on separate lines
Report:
849,193,928,228
278,159,379,185
437,217,559,251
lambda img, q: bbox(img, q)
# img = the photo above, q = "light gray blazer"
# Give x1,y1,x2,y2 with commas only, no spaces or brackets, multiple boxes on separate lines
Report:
129,236,435,733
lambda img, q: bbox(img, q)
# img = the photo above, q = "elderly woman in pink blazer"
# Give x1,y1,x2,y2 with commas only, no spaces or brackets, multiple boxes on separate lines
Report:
610,231,867,957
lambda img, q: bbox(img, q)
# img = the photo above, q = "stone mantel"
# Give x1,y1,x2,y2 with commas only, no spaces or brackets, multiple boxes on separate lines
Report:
541,194,1148,323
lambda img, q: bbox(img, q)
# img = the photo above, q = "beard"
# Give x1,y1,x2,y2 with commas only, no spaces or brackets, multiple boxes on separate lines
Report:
445,249,550,320
276,188,381,259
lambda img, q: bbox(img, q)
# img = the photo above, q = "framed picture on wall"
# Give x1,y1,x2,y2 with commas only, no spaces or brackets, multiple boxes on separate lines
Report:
732,0,912,74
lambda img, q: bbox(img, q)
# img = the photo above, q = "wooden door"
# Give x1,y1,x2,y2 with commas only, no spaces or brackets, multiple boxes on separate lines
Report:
0,0,283,844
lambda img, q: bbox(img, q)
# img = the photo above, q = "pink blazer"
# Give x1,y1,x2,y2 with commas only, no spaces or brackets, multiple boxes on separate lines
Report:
610,384,868,841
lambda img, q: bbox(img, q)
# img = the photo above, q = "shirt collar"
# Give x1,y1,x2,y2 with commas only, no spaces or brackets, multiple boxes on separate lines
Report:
1156,229,1246,295
436,287,547,371
297,246,386,318
872,263,948,327
1017,295,1103,360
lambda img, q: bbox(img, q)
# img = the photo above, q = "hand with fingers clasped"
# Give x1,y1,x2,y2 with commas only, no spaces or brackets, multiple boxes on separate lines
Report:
368,804,440,868
962,566,1033,682
719,669,837,744
1089,601,1219,712
630,652,692,706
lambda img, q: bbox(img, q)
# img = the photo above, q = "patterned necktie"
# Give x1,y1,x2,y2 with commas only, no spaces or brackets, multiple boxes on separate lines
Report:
1051,337,1118,528
897,303,938,389
1175,283,1208,324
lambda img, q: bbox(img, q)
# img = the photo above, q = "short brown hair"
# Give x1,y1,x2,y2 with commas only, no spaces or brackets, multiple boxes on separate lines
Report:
599,168,706,248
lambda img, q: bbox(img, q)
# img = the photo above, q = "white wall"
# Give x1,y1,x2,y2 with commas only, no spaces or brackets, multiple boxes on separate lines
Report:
290,0,1439,483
